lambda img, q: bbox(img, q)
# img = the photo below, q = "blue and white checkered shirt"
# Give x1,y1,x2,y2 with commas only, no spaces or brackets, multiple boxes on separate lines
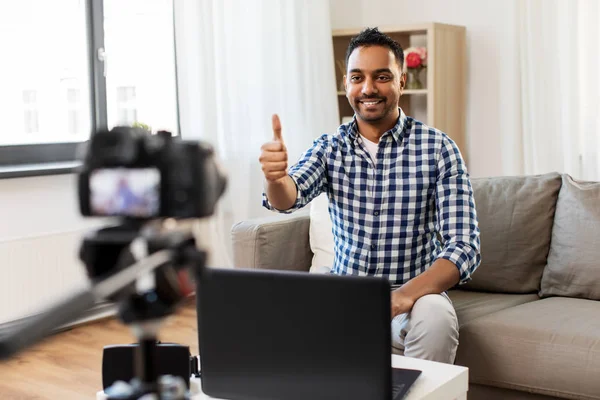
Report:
263,109,481,287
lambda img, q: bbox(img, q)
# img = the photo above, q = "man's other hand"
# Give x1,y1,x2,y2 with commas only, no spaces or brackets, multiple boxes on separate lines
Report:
391,290,415,318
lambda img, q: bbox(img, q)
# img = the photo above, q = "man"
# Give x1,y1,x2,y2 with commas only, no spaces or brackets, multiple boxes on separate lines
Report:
259,27,481,364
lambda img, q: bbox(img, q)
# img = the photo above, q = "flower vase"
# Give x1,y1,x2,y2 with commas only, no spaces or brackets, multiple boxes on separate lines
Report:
406,68,423,90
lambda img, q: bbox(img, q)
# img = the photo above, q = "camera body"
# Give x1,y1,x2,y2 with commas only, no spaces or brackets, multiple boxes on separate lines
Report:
78,126,226,220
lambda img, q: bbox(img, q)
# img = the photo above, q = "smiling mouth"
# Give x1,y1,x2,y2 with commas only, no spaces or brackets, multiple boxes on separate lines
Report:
359,99,384,106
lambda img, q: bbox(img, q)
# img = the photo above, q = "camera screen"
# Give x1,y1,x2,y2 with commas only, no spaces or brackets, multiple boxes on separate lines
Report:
90,168,160,217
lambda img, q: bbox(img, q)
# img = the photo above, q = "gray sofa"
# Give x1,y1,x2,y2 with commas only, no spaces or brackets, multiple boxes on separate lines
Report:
231,172,600,400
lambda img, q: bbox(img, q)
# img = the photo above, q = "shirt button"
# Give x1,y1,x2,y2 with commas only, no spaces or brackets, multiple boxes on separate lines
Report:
371,244,376,250
374,211,379,216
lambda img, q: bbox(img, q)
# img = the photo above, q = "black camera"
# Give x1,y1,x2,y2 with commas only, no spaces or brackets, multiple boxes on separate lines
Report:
77,126,226,219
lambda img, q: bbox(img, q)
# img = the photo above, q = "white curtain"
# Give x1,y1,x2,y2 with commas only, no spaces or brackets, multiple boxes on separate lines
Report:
173,0,340,267
519,0,600,180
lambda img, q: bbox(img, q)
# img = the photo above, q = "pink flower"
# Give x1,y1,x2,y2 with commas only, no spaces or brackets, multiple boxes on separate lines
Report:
416,48,427,66
404,47,428,68
406,52,422,68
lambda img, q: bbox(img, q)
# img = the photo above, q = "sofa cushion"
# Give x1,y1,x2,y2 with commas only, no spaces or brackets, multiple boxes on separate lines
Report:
231,210,313,271
468,384,574,400
462,172,562,293
448,290,539,327
540,175,600,300
455,297,600,399
309,193,334,273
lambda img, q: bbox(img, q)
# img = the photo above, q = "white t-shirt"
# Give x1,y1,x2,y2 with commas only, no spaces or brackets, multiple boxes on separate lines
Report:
359,134,379,162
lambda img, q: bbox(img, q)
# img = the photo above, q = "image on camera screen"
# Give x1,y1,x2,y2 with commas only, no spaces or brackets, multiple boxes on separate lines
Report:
90,168,160,217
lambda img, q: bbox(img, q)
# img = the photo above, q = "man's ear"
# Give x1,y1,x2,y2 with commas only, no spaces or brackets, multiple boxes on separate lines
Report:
343,75,347,92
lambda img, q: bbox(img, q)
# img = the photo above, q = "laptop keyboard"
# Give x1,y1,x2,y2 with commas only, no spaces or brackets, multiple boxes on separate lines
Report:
391,382,406,399
391,368,421,400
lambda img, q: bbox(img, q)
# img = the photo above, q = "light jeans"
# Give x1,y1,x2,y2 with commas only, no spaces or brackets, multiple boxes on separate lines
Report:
391,293,459,364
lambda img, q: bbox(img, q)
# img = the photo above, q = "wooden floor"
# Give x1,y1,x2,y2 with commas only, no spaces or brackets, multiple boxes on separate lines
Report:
0,299,199,400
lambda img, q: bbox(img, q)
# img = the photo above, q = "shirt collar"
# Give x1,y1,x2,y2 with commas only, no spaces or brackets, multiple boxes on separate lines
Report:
346,107,408,145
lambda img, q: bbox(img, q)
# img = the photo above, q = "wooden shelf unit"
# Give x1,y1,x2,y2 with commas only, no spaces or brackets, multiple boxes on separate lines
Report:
332,22,467,161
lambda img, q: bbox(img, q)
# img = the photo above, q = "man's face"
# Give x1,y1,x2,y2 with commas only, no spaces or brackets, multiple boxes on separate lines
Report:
344,45,405,124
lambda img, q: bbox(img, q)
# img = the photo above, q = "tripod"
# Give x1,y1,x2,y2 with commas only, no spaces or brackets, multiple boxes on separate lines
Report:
0,220,207,400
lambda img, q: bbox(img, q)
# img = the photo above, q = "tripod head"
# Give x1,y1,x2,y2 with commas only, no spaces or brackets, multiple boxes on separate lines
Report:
0,127,227,400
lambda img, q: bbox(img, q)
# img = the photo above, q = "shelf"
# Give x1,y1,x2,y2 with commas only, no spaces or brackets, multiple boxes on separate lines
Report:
403,89,428,95
336,90,427,96
332,23,465,38
333,23,430,37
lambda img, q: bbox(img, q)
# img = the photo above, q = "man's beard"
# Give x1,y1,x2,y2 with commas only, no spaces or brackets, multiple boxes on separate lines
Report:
352,96,395,122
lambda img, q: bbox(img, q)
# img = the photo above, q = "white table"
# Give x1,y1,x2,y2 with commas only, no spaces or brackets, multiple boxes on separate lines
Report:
97,354,468,400
391,355,468,400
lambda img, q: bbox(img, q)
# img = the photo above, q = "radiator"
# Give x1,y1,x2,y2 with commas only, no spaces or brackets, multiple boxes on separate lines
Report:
0,214,233,329
0,228,93,325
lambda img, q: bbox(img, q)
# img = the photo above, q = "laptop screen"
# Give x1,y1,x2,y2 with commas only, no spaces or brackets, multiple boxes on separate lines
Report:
195,267,394,400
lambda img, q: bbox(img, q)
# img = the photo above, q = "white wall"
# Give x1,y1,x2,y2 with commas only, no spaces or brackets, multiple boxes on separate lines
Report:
329,0,523,178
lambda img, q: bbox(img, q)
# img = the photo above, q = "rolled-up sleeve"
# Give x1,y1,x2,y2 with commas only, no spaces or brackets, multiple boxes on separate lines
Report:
434,136,481,284
262,134,329,214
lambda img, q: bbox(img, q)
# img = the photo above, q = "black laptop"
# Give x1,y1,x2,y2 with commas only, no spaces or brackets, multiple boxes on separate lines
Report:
195,267,421,400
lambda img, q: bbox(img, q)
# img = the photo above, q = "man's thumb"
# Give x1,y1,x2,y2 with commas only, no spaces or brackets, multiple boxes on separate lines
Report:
272,114,283,142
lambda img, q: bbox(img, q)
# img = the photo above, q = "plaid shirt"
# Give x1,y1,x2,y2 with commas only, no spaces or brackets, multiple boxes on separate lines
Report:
263,109,481,287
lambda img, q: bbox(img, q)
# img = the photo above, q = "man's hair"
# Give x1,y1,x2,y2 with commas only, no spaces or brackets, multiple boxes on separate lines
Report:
345,27,404,69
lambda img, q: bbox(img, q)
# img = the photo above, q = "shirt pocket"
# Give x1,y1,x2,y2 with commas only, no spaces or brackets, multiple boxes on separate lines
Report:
391,171,434,226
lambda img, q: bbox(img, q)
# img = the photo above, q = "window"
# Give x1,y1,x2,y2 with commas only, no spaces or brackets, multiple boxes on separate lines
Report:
116,87,138,126
66,88,83,136
104,0,178,133
0,2,91,146
22,90,40,135
0,0,178,177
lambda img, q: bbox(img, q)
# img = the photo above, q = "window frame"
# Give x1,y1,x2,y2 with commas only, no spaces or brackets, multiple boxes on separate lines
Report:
0,0,179,179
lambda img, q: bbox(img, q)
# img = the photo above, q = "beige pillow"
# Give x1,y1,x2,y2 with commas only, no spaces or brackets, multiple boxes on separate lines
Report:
540,175,600,300
462,173,562,293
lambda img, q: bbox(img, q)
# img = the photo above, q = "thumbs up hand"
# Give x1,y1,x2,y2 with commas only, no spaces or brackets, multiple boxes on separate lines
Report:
259,114,289,183
272,113,284,143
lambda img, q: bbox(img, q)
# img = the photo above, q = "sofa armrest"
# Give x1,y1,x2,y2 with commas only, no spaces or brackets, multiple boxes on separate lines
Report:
231,209,312,272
